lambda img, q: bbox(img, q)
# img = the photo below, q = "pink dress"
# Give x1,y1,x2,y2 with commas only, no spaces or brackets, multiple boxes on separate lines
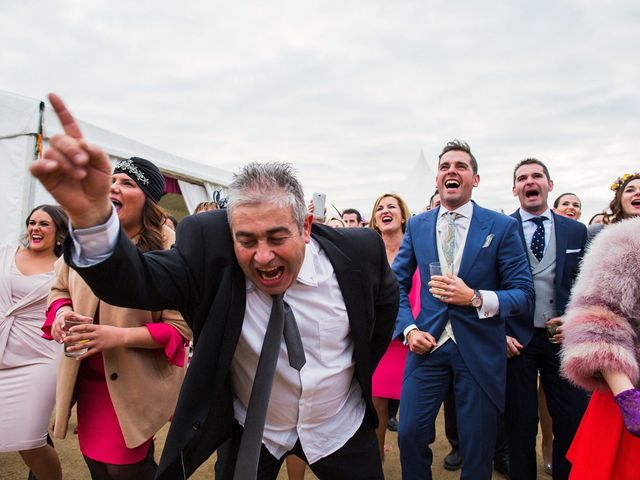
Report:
42,305,186,464
372,270,421,400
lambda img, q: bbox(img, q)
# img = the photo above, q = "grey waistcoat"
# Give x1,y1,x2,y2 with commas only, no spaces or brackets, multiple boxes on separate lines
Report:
528,227,557,328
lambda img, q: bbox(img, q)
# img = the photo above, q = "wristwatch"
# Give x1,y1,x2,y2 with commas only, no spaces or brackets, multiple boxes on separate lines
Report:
470,289,483,308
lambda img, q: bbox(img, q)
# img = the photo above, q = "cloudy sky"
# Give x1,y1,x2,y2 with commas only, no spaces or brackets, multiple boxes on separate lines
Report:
2,0,639,220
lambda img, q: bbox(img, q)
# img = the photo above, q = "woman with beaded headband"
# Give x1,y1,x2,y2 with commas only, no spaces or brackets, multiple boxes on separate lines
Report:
42,157,192,480
587,172,640,242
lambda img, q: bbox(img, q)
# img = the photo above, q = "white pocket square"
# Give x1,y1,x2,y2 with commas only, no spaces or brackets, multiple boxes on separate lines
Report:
566,248,581,254
482,234,494,248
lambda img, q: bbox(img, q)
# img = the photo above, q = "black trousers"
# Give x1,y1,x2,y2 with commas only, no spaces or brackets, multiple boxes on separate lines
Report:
505,328,588,480
216,419,383,480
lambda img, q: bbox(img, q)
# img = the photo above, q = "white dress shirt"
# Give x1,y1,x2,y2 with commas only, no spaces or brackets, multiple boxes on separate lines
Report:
403,201,500,343
232,238,364,463
518,207,554,255
68,211,365,464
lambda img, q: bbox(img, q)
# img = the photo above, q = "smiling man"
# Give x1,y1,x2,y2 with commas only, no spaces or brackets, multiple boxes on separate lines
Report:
341,208,364,228
505,158,588,480
392,140,534,480
30,95,399,480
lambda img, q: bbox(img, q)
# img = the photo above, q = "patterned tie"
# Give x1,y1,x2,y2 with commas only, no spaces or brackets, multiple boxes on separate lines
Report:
529,216,546,261
442,212,460,270
233,294,306,480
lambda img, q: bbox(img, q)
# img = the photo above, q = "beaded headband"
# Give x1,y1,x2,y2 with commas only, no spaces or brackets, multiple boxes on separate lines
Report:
113,159,149,185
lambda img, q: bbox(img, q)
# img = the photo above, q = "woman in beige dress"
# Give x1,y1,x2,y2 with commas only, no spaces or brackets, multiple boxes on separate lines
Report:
0,205,68,480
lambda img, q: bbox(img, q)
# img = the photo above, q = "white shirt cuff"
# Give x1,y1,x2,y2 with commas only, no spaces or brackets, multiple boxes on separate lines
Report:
69,208,120,267
476,290,499,318
403,324,418,345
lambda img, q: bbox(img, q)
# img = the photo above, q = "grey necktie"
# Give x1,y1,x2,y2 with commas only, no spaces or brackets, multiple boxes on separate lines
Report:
442,212,460,270
233,294,306,480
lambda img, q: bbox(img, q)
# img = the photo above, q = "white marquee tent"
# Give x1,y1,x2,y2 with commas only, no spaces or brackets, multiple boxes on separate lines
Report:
392,150,437,213
1,90,233,245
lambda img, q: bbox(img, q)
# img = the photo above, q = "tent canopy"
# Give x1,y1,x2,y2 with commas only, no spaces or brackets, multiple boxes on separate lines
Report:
0,90,233,244
392,150,437,213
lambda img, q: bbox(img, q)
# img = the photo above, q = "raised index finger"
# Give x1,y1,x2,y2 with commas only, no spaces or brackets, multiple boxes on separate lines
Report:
48,93,84,140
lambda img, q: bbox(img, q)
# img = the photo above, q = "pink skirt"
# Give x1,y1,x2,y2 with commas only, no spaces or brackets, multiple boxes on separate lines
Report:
372,340,409,400
371,270,420,400
76,353,152,464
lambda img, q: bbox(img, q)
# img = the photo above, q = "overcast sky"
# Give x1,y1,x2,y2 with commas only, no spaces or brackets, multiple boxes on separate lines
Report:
2,0,639,220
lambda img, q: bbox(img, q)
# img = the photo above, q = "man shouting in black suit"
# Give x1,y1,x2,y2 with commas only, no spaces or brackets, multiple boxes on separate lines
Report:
32,94,399,480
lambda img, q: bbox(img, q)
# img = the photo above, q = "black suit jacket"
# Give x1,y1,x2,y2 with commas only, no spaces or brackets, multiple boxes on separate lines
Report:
507,210,588,347
66,210,399,479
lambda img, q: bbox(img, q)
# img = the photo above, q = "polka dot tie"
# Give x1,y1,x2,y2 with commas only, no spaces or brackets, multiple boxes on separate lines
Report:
529,216,546,261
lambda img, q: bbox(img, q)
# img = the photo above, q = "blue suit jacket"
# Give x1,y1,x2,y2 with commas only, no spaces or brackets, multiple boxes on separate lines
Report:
392,202,534,410
507,210,588,347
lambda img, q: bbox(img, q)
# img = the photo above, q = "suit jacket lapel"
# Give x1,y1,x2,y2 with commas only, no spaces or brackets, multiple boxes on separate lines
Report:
458,204,491,279
422,208,440,265
511,210,529,255
553,212,568,291
313,233,369,345
217,264,247,379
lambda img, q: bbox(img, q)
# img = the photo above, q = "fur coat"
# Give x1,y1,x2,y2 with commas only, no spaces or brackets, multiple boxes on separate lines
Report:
561,217,640,391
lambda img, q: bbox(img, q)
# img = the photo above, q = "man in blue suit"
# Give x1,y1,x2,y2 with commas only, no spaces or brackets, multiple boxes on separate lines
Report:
394,140,534,480
505,159,588,480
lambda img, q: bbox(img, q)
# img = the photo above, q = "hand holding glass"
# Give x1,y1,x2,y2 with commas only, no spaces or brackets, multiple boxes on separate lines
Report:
63,315,92,357
544,311,563,344
429,262,447,300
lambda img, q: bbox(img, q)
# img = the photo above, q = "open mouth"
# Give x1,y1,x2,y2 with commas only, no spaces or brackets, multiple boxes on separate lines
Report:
111,199,123,212
31,234,43,244
381,214,393,224
631,199,640,207
257,266,284,282
444,179,460,189
525,189,540,199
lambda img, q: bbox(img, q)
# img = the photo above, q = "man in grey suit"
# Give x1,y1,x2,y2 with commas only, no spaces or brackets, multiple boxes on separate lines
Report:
505,158,589,480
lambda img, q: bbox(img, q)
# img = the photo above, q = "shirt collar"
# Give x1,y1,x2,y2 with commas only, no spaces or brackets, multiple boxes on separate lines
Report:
246,238,319,293
438,200,474,220
519,207,552,222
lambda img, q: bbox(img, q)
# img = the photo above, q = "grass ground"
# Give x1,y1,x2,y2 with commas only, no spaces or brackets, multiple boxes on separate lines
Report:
1,406,550,479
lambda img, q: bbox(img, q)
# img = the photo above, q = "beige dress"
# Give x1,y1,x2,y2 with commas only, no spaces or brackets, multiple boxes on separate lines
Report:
0,244,61,451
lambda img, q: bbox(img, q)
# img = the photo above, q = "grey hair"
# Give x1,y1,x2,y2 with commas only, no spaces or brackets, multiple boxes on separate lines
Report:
227,162,307,232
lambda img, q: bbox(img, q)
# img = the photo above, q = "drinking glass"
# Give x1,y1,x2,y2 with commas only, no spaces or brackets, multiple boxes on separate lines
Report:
63,318,91,357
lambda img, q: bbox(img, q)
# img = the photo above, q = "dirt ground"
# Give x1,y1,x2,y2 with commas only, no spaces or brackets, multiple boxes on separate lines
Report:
1,406,549,479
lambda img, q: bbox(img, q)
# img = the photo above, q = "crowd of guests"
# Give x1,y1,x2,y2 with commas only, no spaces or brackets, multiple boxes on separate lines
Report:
1,93,639,480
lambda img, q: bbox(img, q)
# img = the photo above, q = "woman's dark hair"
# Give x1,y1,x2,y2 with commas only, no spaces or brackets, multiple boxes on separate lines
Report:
136,198,166,253
23,204,69,257
587,212,605,226
553,192,580,209
605,174,640,224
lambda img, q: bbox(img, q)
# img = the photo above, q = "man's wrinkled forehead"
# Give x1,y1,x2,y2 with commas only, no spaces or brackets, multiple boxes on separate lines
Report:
229,202,299,231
